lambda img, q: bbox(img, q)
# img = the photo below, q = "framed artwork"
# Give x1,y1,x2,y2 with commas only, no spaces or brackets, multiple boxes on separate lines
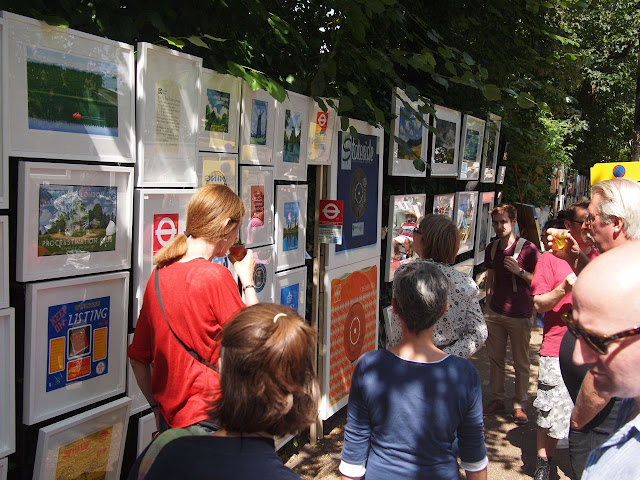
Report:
245,245,275,303
382,305,402,349
17,162,133,282
385,194,426,282
23,272,129,425
240,84,276,165
307,98,338,165
0,308,15,458
132,189,196,321
136,42,201,187
321,258,378,420
275,185,308,271
33,397,131,480
326,118,384,270
458,115,485,181
239,166,274,248
454,191,479,255
196,153,238,192
137,412,157,456
432,193,455,220
0,18,6,209
0,457,6,480
198,68,241,153
388,88,428,177
274,266,307,318
473,192,495,265
497,190,504,204
453,258,474,276
275,434,295,451
497,165,506,184
127,334,149,415
430,105,461,177
2,12,135,163
273,90,309,181
481,114,501,183
0,217,8,309
475,270,488,300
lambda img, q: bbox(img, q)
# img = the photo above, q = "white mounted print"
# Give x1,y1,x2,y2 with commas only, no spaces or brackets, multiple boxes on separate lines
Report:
385,194,426,282
430,105,461,177
481,113,501,183
240,84,276,165
454,191,479,255
497,165,506,184
474,192,495,265
382,305,402,349
432,193,455,221
0,217,8,309
274,90,309,181
127,334,150,415
0,308,15,458
0,18,7,209
137,412,157,456
198,68,241,153
239,166,274,248
307,98,338,165
389,88,428,177
458,115,485,181
275,184,307,271
196,153,238,192
274,266,307,317
245,244,275,303
0,457,6,480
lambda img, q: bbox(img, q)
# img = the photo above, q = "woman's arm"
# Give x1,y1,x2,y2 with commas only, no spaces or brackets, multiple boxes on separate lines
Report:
130,358,161,430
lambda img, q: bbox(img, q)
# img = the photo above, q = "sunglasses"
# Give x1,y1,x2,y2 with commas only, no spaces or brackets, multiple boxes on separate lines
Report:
561,310,640,355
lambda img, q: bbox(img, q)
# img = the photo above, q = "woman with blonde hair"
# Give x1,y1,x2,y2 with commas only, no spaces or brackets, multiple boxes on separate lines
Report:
128,184,258,432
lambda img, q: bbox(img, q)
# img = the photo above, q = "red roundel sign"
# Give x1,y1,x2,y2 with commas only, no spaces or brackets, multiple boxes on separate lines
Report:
153,214,179,254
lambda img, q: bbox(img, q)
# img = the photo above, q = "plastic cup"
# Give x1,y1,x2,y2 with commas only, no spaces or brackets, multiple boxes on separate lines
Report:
551,229,569,250
228,243,247,261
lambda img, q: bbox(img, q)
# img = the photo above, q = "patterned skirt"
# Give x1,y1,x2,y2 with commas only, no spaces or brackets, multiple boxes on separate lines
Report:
533,356,574,439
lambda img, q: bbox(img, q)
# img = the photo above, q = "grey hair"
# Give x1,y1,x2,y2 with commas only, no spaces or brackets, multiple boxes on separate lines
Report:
592,178,640,240
392,260,449,334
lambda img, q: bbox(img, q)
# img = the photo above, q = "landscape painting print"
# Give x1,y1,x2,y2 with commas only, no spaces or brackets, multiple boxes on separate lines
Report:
250,99,268,145
283,109,302,163
282,201,300,252
38,185,117,256
398,107,423,159
205,89,230,133
26,46,118,137
434,118,457,165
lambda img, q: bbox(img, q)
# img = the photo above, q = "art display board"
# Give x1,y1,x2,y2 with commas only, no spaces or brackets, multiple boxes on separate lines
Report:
0,308,15,458
321,259,378,420
0,457,6,480
388,88,428,177
136,42,201,187
475,270,488,300
273,90,309,181
274,266,307,318
473,192,495,265
432,193,455,220
196,153,238,192
17,162,133,282
385,194,426,282
453,258,474,276
245,244,276,303
458,115,485,181
137,412,156,456
497,165,506,184
0,217,8,309
239,166,274,248
132,189,197,321
307,98,338,165
454,191,479,255
2,11,135,163
33,397,131,480
239,84,276,165
198,68,241,153
24,272,129,425
275,184,308,271
127,334,150,415
481,113,501,183
430,105,461,177
275,433,295,451
326,118,384,270
0,18,7,209
382,305,402,349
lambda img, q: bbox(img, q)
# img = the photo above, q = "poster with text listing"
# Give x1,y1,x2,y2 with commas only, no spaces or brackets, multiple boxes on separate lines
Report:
24,272,128,425
321,259,379,420
326,118,384,270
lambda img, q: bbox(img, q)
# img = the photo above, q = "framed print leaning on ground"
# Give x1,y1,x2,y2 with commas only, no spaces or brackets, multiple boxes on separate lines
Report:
127,334,149,415
273,90,310,181
196,153,238,192
458,114,485,181
307,98,338,165
453,258,474,276
198,68,241,153
481,113,501,183
0,216,8,309
239,166,274,248
385,194,426,282
473,192,495,265
388,88,428,177
432,193,455,220
137,412,157,456
430,105,461,177
274,266,307,318
454,191,479,255
240,84,276,165
275,184,308,271
0,308,15,459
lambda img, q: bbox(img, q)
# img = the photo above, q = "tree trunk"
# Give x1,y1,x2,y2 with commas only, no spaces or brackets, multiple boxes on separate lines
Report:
632,29,640,161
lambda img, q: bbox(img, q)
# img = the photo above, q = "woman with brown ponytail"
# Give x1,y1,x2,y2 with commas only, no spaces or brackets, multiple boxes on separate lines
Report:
128,185,258,433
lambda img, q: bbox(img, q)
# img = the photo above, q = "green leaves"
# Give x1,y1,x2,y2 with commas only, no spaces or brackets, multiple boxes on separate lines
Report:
187,36,209,49
517,92,537,109
482,84,502,101
160,36,185,49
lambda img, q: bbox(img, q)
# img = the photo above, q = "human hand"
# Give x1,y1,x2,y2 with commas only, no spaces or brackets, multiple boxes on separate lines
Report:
503,256,521,275
547,228,580,263
564,272,577,292
231,248,256,286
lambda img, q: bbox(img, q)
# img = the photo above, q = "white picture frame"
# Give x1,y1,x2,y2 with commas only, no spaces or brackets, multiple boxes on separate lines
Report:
388,88,428,177
137,412,157,456
196,152,238,192
33,397,131,480
0,457,6,480
2,12,135,163
136,42,201,187
458,114,485,181
0,217,8,309
430,105,461,177
273,90,309,181
274,266,307,317
497,165,506,184
384,194,426,282
0,308,15,458
127,334,150,415
453,258,475,276
382,305,402,349
239,166,274,248
17,161,133,282
275,184,308,271
245,244,275,303
198,67,241,153
24,272,129,425
454,191,479,256
307,98,338,165
473,192,495,265
0,18,7,209
432,193,456,221
481,113,501,183
326,118,384,270
240,84,276,165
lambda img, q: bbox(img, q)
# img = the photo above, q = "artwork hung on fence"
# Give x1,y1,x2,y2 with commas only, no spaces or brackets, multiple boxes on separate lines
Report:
430,105,461,177
23,272,128,425
453,258,474,276
0,19,6,209
382,305,402,349
458,115,485,181
137,412,157,456
385,194,426,282
307,98,338,165
497,165,506,184
196,153,238,192
454,191,479,255
274,266,307,317
0,308,15,459
240,84,276,165
3,12,135,163
275,185,307,271
474,192,495,265
198,68,241,153
432,193,456,220
0,217,8,310
32,397,131,480
127,334,149,415
481,114,501,183
239,166,274,248
389,88,428,177
243,245,275,303
17,162,133,282
274,91,310,181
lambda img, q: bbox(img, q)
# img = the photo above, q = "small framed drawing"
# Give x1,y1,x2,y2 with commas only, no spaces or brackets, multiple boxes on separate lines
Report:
137,412,157,456
389,88,428,177
0,217,8,309
321,259,378,420
240,84,276,165
307,98,338,165
382,305,402,349
433,193,455,221
33,397,131,480
245,245,275,303
132,189,197,321
497,165,506,184
453,258,474,276
326,118,384,270
2,12,135,163
481,114,501,183
127,334,149,415
0,18,6,209
458,115,485,181
385,194,426,282
454,191,479,255
473,192,495,265
430,105,461,177
273,90,310,181
196,153,238,192
275,184,308,271
136,42,201,187
17,162,133,282
198,68,241,153
24,272,129,425
0,457,6,480
239,166,274,248
0,308,15,458
274,266,307,317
